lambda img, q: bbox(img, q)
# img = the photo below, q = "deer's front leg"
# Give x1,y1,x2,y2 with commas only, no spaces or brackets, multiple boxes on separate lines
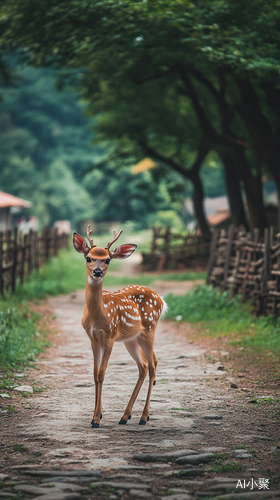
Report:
91,338,113,428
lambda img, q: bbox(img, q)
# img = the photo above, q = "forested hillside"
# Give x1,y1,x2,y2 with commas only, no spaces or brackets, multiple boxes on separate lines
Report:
0,64,226,230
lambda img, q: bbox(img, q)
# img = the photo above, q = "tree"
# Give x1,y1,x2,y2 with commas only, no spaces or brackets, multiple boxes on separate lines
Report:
2,0,280,229
0,65,188,229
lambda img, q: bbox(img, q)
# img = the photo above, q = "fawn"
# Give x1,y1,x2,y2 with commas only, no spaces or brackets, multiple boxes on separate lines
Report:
73,226,167,428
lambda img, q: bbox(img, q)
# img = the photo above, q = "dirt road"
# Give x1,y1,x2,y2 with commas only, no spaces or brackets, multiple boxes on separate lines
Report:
1,283,280,499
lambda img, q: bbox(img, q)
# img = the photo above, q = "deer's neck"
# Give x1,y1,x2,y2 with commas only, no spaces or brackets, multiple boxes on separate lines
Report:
85,280,104,321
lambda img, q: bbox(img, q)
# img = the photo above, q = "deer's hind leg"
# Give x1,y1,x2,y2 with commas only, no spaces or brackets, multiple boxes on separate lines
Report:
119,338,148,425
137,329,158,425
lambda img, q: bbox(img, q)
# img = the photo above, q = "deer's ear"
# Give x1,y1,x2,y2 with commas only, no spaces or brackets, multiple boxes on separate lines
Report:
110,244,137,260
73,232,90,255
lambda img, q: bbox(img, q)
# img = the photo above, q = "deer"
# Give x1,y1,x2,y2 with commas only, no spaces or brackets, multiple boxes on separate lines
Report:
73,225,167,428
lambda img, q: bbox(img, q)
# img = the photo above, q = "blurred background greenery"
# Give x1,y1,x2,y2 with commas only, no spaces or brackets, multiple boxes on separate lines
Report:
0,64,226,233
3,0,279,236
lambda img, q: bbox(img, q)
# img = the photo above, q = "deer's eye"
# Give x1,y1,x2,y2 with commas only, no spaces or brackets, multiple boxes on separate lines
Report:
86,257,91,263
105,258,110,265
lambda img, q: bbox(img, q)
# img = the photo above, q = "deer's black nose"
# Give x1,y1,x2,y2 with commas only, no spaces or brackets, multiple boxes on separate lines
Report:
93,268,103,278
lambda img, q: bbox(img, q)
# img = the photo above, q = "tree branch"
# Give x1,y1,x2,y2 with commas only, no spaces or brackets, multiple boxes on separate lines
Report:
177,65,248,148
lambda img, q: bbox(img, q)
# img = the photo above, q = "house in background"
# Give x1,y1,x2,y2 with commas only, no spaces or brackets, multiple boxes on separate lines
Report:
186,195,231,230
0,191,32,231
207,208,231,229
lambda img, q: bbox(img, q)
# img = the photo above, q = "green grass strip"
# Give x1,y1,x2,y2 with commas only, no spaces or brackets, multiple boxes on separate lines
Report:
165,285,280,355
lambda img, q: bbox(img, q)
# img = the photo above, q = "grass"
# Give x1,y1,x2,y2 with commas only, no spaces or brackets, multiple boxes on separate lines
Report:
209,460,244,473
165,285,280,356
170,407,192,411
209,454,244,473
12,444,28,453
0,306,49,372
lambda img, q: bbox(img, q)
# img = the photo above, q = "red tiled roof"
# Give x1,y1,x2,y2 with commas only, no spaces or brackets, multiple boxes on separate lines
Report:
0,191,32,208
207,209,230,226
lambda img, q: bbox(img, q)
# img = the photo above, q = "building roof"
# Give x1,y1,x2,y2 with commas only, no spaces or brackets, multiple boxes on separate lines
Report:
185,195,229,217
0,191,32,208
207,208,231,226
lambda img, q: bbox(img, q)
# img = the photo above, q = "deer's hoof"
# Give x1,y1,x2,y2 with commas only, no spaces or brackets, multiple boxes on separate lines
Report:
153,380,156,386
139,419,147,425
91,420,99,428
119,415,131,425
118,418,127,425
139,416,149,425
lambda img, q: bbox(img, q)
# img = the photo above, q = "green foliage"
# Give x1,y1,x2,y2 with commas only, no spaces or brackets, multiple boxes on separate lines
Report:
165,286,280,355
165,286,247,324
0,64,191,229
12,444,28,453
170,407,192,411
0,66,96,228
1,0,280,233
0,306,49,371
83,162,182,229
210,460,243,473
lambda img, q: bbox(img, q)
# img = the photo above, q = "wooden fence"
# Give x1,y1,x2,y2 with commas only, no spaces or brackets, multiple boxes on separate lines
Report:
207,224,280,315
0,227,69,295
143,227,211,271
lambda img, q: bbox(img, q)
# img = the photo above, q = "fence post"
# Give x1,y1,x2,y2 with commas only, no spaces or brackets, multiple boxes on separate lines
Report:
273,231,280,314
53,228,58,256
21,234,28,284
27,230,32,275
34,231,39,269
206,229,219,285
261,227,270,314
11,226,18,293
241,232,252,302
45,227,50,261
223,224,235,291
157,227,171,271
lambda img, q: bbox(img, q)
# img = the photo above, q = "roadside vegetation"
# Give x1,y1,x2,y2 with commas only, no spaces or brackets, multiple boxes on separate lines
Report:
1,244,279,381
165,286,280,357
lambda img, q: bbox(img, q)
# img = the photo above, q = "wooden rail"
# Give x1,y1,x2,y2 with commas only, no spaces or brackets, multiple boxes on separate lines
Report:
143,227,211,271
0,227,69,295
206,224,280,315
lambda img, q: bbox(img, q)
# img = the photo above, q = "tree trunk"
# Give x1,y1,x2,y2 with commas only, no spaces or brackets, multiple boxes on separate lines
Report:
219,150,249,230
140,142,211,237
191,170,211,239
233,147,268,232
267,150,280,231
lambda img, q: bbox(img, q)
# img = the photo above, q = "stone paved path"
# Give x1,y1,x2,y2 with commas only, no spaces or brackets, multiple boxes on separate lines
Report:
1,285,280,499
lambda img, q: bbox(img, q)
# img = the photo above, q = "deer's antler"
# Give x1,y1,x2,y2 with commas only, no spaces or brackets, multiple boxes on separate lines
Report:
105,230,123,251
87,224,96,248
